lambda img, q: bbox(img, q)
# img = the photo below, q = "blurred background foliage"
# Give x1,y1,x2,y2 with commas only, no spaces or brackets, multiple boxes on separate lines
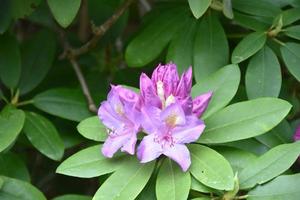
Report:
0,0,300,199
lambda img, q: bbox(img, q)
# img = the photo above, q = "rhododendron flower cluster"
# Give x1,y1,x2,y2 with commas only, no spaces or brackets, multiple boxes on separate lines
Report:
98,63,212,171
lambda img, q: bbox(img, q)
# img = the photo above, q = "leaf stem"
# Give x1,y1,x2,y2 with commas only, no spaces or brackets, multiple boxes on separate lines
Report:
16,99,34,107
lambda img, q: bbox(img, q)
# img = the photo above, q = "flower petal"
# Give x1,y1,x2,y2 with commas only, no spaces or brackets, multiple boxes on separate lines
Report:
98,101,124,132
101,134,130,158
121,133,137,155
294,124,300,141
140,105,161,134
173,116,205,144
114,86,139,108
163,144,191,172
192,91,213,117
137,134,162,163
140,73,161,107
176,66,192,97
160,103,186,127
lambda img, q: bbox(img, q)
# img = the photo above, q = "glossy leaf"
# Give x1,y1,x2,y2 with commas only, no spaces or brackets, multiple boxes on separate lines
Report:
93,157,155,200
11,0,41,19
0,176,46,200
0,34,21,88
233,12,270,31
77,116,107,142
246,46,282,99
18,30,56,94
53,194,92,200
156,158,191,200
198,98,292,143
280,42,300,81
188,0,211,19
193,13,229,80
192,64,240,119
285,25,300,40
223,0,234,19
239,142,300,189
0,106,25,153
23,112,64,161
189,144,234,191
191,176,216,194
125,7,187,67
56,145,124,178
48,0,81,28
33,88,92,121
0,152,30,182
281,8,300,26
166,18,197,74
0,0,11,34
231,32,267,64
247,173,300,200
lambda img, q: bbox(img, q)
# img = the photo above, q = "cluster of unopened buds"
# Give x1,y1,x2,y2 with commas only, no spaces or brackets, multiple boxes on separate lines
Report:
98,63,212,171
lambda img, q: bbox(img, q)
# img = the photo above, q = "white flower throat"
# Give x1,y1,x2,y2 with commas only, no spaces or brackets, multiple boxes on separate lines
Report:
156,80,175,109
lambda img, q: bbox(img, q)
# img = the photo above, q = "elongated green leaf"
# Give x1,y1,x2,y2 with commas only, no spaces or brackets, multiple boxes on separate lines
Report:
0,152,30,182
281,8,300,26
239,142,300,189
223,138,269,156
216,147,257,174
188,0,211,19
247,173,300,200
232,0,281,17
11,0,41,19
231,32,267,64
0,176,46,200
56,145,124,178
285,25,300,40
23,112,64,161
233,12,270,31
281,42,300,81
166,18,197,74
192,64,240,119
193,13,229,80
33,88,92,121
0,34,21,88
223,0,234,19
93,157,155,200
53,194,92,200
77,116,107,142
0,106,25,152
0,177,3,189
0,0,12,34
125,7,187,67
156,159,190,200
48,0,81,28
191,176,216,194
19,30,56,94
189,144,234,191
198,98,291,144
246,46,282,99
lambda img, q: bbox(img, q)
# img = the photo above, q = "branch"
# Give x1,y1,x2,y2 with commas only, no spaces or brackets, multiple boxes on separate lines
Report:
67,0,135,58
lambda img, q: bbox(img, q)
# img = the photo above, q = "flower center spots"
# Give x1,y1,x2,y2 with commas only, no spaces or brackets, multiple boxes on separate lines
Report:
154,132,175,148
165,113,179,127
115,104,124,115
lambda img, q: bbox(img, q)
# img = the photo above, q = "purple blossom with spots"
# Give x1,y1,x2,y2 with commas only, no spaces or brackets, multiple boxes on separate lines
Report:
98,62,213,171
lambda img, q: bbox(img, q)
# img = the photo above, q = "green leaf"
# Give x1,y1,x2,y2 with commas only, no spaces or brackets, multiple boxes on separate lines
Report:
0,0,12,34
0,106,25,153
247,173,300,200
223,0,234,19
33,88,92,122
156,158,191,200
285,25,300,40
233,12,270,31
188,0,212,19
232,0,281,18
281,8,300,26
239,142,300,189
0,177,3,189
125,7,187,67
231,32,267,64
0,34,21,88
52,194,92,200
23,112,64,161
0,152,30,182
56,145,124,178
193,13,229,80
223,138,269,156
216,147,257,174
189,144,234,191
77,116,107,142
93,157,155,200
191,176,216,194
280,42,300,81
19,30,56,94
166,18,197,74
192,64,240,119
11,0,41,19
0,176,46,200
245,46,282,99
198,98,292,144
48,0,81,28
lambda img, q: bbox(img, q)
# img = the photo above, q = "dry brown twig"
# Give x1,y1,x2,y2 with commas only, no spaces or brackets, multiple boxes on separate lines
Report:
58,0,135,113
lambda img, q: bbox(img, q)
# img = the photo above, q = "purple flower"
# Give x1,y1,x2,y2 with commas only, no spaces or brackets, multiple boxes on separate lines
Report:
140,63,212,117
294,124,300,141
98,85,140,158
137,103,205,171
